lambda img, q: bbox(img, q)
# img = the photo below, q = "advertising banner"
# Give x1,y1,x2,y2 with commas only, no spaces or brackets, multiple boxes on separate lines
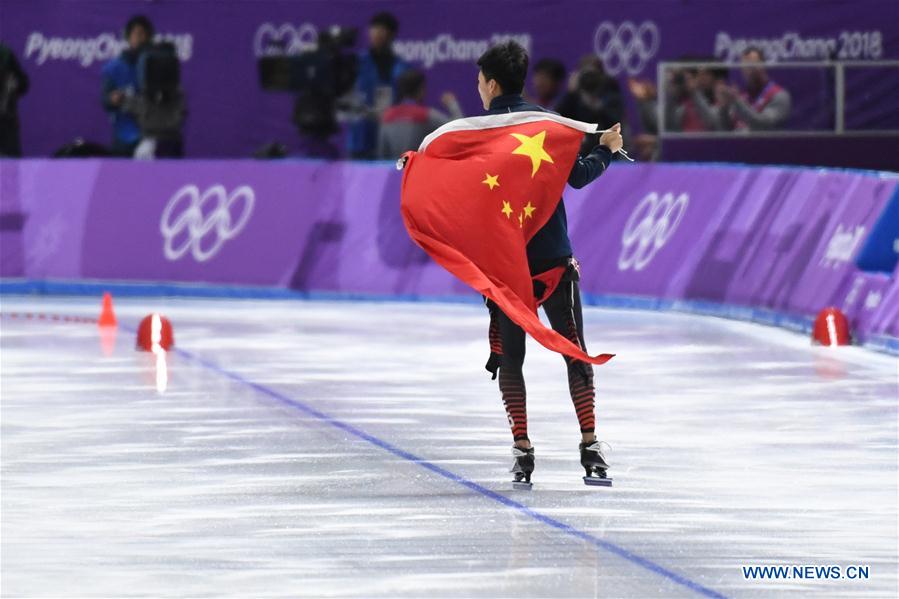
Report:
0,159,896,343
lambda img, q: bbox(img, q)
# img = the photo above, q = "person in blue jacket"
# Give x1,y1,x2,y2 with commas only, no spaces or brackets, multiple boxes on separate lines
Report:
101,15,153,156
348,12,410,159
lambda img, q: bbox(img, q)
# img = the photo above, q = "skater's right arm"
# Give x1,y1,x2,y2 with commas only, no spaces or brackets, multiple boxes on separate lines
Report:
567,124,623,189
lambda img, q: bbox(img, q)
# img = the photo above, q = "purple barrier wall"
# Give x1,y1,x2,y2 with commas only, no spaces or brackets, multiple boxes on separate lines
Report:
1,158,896,344
2,0,898,158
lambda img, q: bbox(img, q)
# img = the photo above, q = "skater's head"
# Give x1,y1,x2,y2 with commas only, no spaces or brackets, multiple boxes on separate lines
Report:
368,12,399,52
476,41,529,109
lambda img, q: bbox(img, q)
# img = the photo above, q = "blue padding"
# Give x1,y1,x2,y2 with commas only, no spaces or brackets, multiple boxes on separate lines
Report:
855,185,899,273
1,278,895,356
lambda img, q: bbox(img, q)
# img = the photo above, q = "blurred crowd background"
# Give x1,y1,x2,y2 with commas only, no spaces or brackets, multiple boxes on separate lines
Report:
1,0,897,169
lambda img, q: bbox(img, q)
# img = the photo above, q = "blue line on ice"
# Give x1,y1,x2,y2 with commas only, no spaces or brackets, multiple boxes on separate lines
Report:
173,343,728,599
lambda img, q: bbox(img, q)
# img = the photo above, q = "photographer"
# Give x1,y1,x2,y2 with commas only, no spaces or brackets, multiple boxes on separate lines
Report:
556,57,624,155
556,56,623,132
101,15,186,158
347,12,410,159
628,58,727,134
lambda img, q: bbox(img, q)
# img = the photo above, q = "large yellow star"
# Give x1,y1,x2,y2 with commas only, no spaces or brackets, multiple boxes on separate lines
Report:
523,202,536,219
482,173,500,190
510,130,554,177
501,201,513,219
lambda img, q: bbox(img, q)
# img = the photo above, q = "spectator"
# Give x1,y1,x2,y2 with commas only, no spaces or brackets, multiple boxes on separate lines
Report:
684,62,729,130
348,12,410,159
556,66,625,157
627,77,659,133
717,47,791,131
101,15,153,156
527,58,566,109
628,58,727,134
0,43,29,157
376,69,462,159
556,57,623,129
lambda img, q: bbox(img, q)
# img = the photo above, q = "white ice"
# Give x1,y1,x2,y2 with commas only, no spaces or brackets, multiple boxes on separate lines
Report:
1,296,897,598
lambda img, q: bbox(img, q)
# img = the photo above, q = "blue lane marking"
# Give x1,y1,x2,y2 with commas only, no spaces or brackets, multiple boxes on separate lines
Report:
170,342,728,599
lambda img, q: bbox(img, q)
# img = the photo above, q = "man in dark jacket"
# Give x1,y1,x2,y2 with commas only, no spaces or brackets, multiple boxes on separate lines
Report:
475,41,623,485
0,43,29,156
555,57,624,153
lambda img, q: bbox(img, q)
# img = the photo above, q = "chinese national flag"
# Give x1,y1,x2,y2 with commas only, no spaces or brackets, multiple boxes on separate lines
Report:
400,112,614,365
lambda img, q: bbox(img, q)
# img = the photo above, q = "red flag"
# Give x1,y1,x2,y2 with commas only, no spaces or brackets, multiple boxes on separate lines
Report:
400,111,614,365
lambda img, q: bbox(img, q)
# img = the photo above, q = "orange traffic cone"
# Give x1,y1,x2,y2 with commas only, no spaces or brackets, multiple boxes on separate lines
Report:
98,292,117,327
812,307,850,347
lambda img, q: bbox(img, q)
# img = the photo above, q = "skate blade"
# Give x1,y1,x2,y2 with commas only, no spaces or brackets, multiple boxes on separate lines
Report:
512,481,533,491
583,476,612,487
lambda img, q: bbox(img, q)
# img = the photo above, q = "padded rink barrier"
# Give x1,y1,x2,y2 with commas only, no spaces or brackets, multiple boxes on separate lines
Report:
0,159,897,351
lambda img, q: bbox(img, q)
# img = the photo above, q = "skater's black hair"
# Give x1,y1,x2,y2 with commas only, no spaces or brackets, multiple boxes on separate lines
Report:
477,41,528,95
124,15,154,39
369,12,399,36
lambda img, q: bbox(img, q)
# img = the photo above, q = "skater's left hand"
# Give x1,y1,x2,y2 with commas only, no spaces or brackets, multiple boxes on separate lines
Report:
599,123,624,154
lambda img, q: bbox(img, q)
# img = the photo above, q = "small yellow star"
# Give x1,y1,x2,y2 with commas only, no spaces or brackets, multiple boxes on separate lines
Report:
510,130,554,177
523,202,536,219
482,173,500,190
518,212,524,228
501,201,513,219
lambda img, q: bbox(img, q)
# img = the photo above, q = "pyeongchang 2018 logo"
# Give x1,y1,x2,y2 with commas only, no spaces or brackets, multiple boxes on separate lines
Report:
160,184,255,263
619,192,688,272
394,33,532,69
23,32,192,67
254,22,318,56
593,21,660,76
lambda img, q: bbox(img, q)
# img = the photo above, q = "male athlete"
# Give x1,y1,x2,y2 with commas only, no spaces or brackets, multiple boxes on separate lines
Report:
475,41,623,487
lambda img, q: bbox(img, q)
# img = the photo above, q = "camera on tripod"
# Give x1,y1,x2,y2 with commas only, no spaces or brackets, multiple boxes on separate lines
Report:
257,26,359,138
140,42,180,102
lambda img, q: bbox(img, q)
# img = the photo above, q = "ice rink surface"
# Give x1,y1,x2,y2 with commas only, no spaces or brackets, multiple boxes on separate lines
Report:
1,295,897,598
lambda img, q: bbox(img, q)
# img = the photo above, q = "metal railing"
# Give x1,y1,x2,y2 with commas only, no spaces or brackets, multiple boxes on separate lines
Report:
655,60,899,138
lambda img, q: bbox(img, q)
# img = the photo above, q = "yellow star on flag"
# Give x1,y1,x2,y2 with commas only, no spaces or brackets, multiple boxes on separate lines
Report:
482,173,500,190
523,202,536,219
510,130,554,177
501,201,513,219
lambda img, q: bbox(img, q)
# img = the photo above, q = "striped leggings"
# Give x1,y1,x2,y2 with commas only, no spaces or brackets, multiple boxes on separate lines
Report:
490,278,595,442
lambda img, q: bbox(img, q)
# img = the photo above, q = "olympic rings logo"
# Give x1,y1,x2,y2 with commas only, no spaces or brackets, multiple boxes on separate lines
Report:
254,22,318,57
160,184,255,263
618,191,688,272
593,21,660,76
